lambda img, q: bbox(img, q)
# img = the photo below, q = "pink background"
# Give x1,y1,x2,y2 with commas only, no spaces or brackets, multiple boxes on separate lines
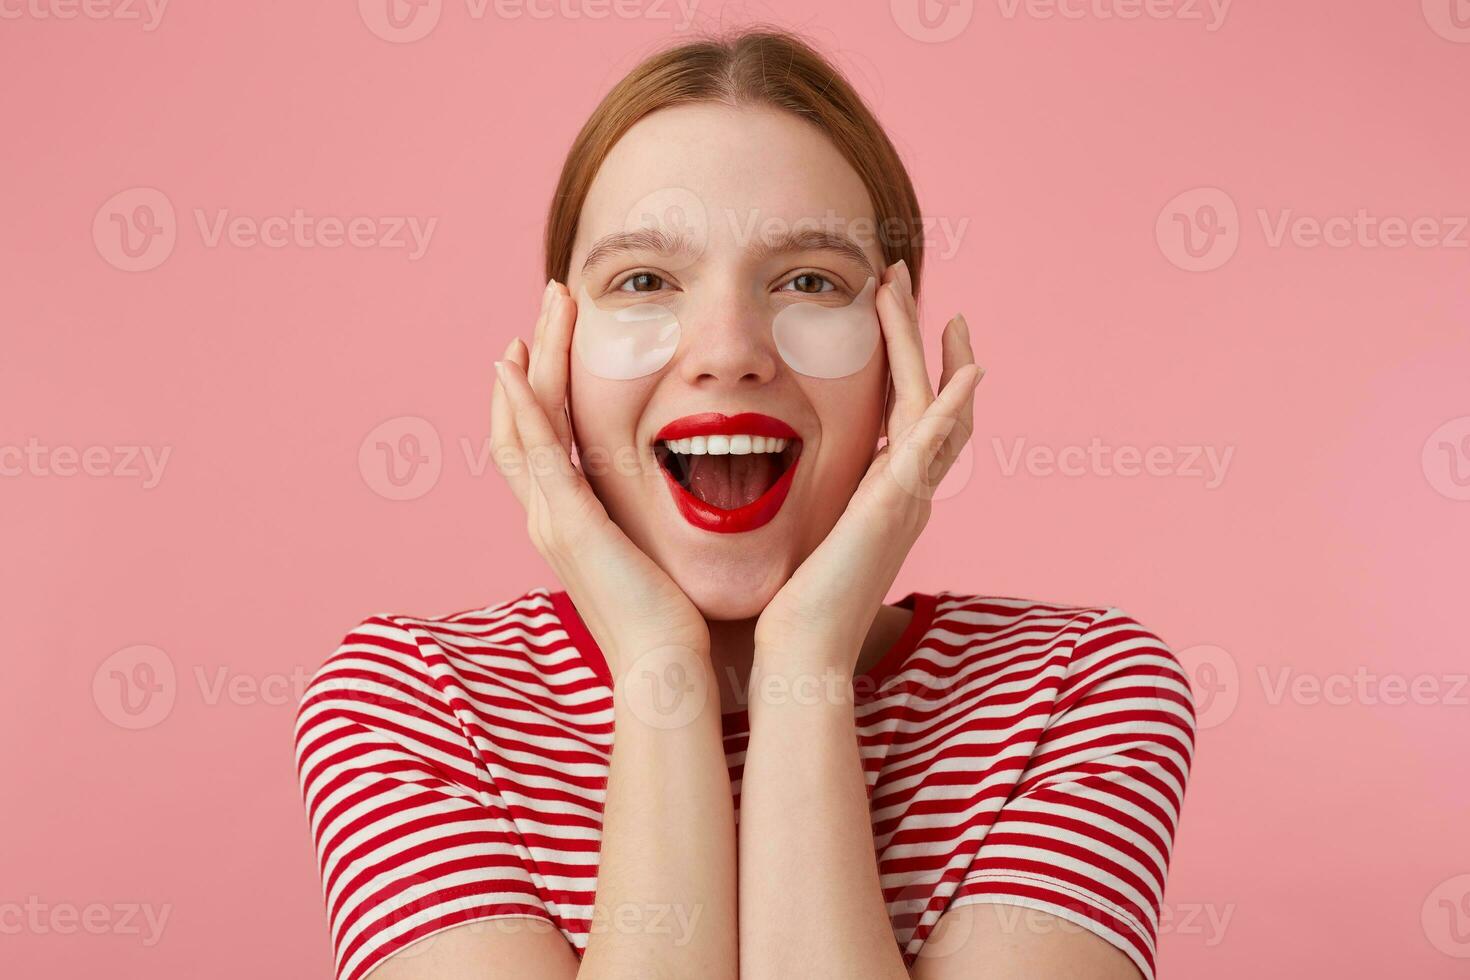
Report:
3,1,1468,976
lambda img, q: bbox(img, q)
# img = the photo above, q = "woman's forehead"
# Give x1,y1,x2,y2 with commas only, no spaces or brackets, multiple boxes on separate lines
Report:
574,103,878,262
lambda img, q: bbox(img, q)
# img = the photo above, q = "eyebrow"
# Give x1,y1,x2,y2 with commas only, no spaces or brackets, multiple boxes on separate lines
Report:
579,226,876,275
750,229,875,274
581,228,695,273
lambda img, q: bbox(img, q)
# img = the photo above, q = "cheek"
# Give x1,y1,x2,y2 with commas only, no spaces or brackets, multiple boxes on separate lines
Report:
805,365,887,475
568,365,656,484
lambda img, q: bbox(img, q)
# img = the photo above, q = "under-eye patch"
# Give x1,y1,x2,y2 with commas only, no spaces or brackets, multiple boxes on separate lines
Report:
572,284,682,380
771,277,880,379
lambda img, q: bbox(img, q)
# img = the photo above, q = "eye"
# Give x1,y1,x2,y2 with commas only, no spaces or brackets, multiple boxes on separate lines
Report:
780,272,837,295
616,272,667,293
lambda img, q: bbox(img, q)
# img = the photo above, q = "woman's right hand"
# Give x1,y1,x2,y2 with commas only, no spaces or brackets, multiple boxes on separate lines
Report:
490,279,710,679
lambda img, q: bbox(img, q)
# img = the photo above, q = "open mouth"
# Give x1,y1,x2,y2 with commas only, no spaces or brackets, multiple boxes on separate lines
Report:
652,414,803,534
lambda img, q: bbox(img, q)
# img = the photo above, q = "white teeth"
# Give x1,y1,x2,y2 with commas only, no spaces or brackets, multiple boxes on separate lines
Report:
660,434,792,455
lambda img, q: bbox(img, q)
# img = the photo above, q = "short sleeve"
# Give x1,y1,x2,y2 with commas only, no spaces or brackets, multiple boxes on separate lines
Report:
293,615,555,980
945,608,1197,980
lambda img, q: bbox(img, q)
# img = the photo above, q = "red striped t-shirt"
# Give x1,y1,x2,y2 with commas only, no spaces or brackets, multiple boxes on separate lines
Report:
294,587,1196,980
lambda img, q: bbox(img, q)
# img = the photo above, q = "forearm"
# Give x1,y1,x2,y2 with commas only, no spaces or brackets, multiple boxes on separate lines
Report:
736,654,908,980
579,652,738,980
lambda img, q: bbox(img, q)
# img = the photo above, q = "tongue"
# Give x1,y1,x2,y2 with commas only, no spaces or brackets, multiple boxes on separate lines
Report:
685,453,782,510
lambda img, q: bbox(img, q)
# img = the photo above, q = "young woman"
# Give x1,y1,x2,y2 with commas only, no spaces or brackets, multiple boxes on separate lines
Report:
295,28,1196,980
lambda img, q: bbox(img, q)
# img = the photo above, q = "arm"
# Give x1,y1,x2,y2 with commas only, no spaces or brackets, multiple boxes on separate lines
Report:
579,651,737,979
736,655,908,980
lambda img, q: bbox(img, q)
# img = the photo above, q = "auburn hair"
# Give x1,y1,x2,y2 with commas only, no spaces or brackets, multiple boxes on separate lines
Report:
543,28,924,294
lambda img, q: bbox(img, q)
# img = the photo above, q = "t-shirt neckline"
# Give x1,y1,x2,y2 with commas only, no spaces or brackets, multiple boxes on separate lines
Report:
547,587,938,718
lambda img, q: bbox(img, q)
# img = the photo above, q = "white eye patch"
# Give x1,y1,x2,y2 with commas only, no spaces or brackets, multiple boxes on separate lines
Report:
571,276,879,381
572,284,682,380
771,276,880,379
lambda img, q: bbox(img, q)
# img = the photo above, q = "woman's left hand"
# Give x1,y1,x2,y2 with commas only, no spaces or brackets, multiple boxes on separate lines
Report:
753,258,982,671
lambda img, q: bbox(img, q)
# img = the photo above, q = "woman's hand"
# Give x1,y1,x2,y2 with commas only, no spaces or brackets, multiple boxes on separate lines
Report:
491,279,710,676
753,259,981,669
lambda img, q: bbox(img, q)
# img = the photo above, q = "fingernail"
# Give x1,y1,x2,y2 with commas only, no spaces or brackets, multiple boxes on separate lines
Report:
493,360,506,379
975,365,987,385
544,278,556,296
956,313,969,338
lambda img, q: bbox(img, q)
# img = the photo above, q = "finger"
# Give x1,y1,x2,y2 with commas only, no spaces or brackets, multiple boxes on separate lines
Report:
490,336,529,503
877,262,934,438
528,283,575,451
494,357,588,512
526,278,555,380
922,362,983,480
933,314,979,466
894,257,919,324
937,313,976,392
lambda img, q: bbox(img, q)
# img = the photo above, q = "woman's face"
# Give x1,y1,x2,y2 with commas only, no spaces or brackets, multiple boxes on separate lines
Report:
566,103,891,621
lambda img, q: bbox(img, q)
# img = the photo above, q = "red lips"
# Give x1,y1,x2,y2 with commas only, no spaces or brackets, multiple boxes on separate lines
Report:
653,413,801,534
654,412,798,443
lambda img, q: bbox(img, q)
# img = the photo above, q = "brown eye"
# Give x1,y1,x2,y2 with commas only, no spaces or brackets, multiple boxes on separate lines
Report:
789,273,833,294
622,272,665,293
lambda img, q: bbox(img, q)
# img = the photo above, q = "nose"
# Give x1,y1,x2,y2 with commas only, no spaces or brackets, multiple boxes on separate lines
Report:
673,285,779,387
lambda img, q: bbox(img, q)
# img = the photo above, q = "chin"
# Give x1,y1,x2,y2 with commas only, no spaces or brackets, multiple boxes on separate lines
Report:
660,546,794,621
